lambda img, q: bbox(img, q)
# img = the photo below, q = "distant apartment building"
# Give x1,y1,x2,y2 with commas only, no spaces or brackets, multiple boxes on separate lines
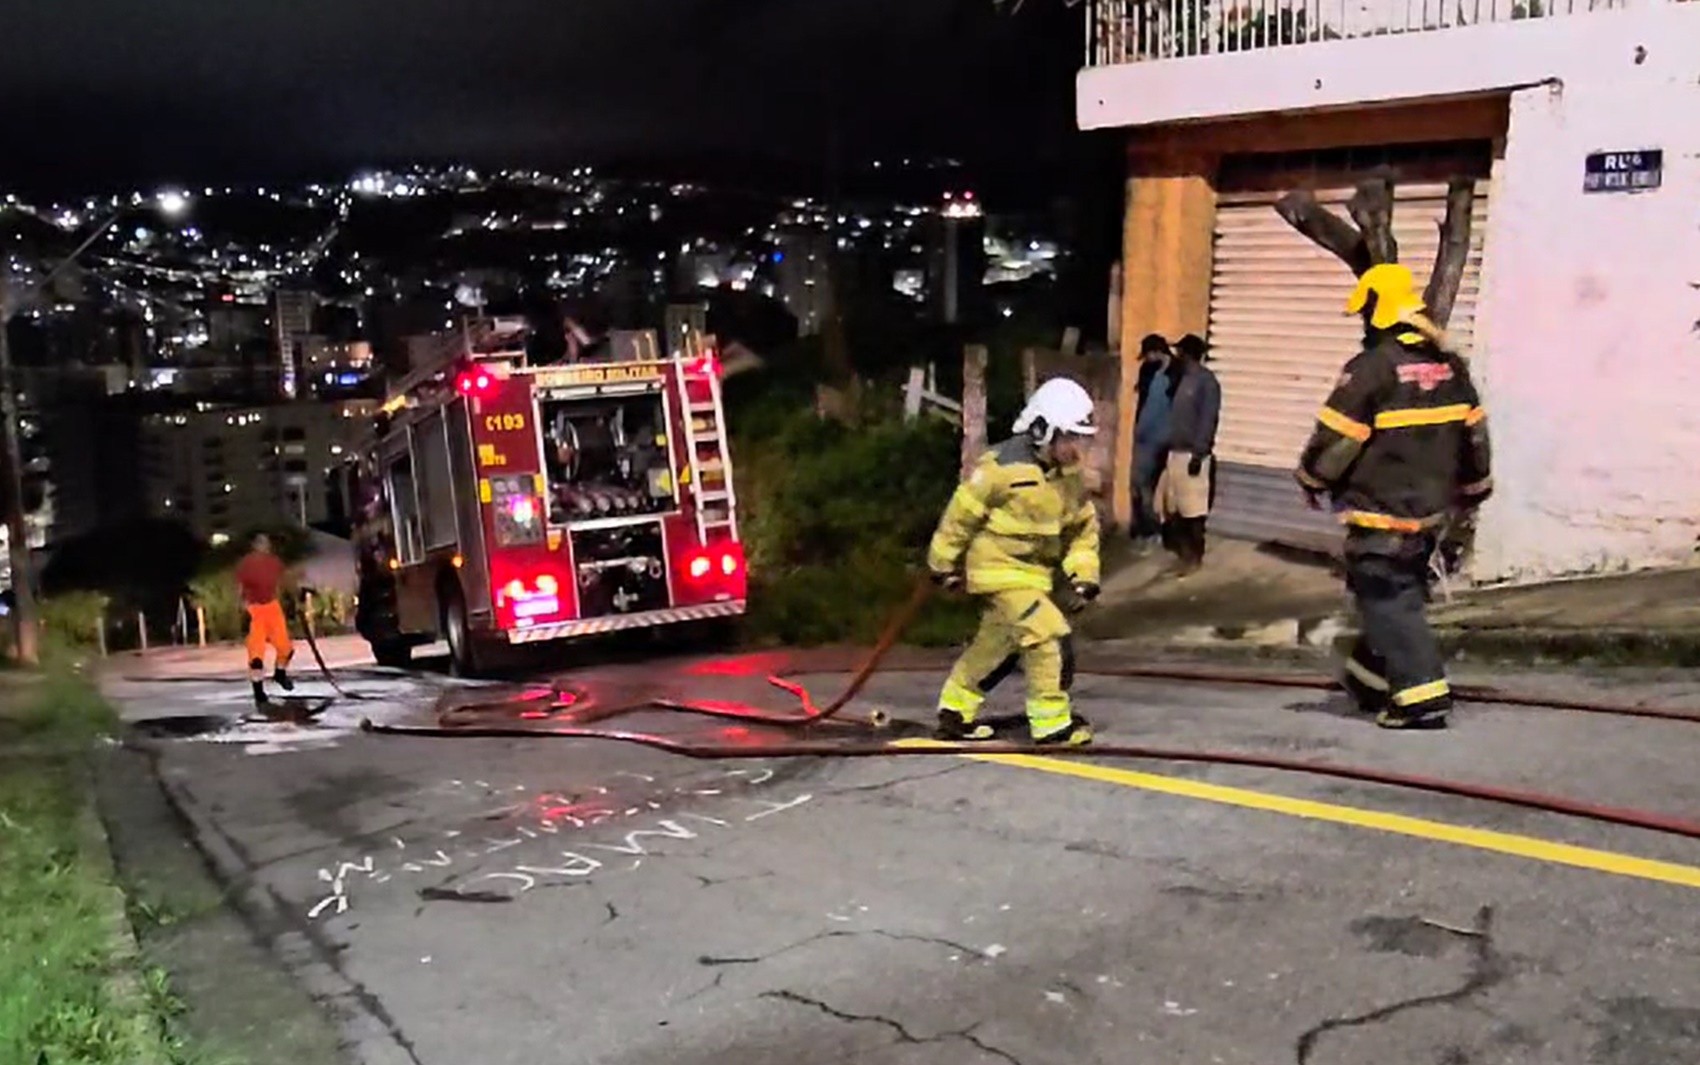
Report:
664,303,710,356
139,400,378,540
773,232,835,337
207,297,267,354
674,242,735,292
272,287,317,398
925,193,989,326
302,340,377,400
39,382,147,544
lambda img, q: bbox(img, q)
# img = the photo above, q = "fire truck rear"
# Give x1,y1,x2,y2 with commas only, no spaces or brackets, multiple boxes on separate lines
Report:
346,319,746,673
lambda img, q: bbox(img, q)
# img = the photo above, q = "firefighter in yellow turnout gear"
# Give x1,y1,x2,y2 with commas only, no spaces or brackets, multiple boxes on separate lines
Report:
927,377,1101,747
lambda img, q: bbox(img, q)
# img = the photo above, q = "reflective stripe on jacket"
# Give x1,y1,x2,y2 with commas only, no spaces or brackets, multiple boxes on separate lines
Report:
927,437,1101,594
1296,331,1493,533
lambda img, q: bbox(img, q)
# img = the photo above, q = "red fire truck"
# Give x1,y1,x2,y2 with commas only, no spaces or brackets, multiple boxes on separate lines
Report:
343,318,746,674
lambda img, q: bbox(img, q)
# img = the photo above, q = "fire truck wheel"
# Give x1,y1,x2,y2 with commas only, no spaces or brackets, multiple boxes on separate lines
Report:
440,582,487,678
371,639,412,670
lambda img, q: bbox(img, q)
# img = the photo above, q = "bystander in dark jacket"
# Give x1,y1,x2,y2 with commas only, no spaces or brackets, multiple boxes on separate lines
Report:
1154,334,1221,575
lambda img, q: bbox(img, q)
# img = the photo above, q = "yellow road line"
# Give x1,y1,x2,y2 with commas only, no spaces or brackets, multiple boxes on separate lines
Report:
893,741,1700,890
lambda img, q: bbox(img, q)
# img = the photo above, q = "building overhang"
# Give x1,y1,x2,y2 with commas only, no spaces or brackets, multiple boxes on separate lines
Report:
1078,5,1688,131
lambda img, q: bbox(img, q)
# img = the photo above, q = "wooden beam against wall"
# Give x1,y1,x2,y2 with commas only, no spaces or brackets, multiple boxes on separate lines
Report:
1134,93,1509,160
1113,157,1217,531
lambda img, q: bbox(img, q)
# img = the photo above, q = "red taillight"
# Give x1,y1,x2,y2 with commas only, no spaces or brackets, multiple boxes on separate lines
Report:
498,572,564,621
684,544,743,584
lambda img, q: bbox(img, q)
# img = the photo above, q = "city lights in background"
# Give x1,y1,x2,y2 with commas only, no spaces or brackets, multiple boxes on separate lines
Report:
155,190,190,217
941,191,983,219
2,156,1062,427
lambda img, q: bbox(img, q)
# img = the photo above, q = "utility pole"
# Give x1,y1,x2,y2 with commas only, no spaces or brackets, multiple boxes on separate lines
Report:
0,294,39,664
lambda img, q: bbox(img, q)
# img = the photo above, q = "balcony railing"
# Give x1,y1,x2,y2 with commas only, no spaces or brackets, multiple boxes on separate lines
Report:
1087,0,1626,64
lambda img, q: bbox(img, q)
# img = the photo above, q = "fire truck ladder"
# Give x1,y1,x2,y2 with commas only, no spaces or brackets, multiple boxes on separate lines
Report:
682,364,738,542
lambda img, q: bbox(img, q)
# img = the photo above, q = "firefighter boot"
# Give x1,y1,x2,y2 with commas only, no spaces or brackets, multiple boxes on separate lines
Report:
1376,698,1451,731
937,617,1017,742
274,667,296,692
936,710,995,742
251,680,269,708
1033,713,1094,747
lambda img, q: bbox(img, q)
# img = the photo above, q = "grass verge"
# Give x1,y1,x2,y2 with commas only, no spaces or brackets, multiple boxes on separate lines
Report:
0,663,212,1065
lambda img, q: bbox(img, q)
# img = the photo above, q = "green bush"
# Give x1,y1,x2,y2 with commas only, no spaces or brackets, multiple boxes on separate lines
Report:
187,574,246,644
304,588,354,636
186,573,352,644
39,592,110,650
731,394,978,648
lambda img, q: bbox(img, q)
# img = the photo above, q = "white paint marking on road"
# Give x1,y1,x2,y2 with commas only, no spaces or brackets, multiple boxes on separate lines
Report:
744,794,813,821
302,768,816,919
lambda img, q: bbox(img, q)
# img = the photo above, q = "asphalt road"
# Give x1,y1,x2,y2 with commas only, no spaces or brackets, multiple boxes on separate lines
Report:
100,647,1700,1065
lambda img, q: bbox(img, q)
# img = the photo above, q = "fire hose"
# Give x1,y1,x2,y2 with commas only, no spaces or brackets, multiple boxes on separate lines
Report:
288,588,386,702
363,579,1700,845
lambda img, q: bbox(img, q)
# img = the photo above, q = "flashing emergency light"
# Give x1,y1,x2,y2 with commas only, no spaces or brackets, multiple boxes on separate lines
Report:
508,495,537,526
455,367,497,398
684,351,721,379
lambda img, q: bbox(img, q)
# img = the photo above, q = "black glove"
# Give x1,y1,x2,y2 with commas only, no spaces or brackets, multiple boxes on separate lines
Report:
1187,453,1207,478
1071,581,1100,605
929,570,964,592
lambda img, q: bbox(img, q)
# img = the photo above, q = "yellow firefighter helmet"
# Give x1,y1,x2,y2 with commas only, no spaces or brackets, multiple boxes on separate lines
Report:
1345,263,1425,330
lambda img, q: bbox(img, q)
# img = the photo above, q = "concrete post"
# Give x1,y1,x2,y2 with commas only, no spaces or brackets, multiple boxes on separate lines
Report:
960,345,988,479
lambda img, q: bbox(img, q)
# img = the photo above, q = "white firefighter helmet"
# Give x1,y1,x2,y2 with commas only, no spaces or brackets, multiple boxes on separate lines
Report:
1013,377,1097,443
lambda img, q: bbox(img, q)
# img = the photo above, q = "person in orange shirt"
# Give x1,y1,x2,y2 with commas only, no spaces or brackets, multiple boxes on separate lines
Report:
234,533,297,706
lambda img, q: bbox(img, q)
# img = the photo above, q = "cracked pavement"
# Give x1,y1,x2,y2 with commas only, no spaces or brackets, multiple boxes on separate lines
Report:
102,647,1700,1064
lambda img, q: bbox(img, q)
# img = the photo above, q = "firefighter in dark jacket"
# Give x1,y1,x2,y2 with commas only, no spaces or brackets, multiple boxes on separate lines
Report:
1295,264,1492,730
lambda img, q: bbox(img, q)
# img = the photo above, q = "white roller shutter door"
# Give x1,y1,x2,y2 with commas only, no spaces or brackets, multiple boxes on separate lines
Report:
1206,181,1491,551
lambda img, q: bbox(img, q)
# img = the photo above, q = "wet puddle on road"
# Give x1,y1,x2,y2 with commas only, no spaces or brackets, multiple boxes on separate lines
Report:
129,697,343,751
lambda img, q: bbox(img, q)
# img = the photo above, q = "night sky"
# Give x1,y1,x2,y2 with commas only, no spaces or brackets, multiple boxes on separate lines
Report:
0,0,1096,195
